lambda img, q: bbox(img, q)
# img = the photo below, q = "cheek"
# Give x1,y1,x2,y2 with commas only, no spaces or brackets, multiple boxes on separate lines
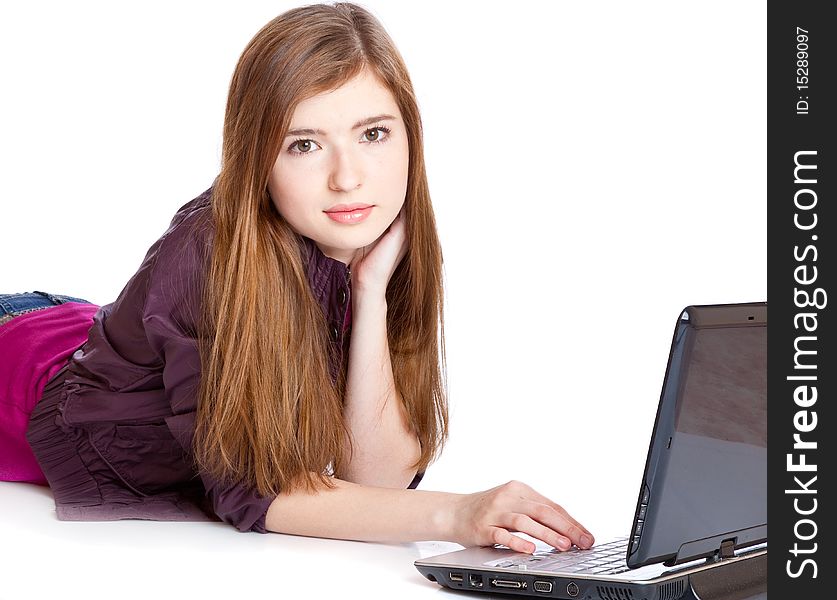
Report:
380,140,410,198
270,163,315,209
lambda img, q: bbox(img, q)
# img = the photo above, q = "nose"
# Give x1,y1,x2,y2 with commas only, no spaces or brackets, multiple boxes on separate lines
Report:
328,145,363,193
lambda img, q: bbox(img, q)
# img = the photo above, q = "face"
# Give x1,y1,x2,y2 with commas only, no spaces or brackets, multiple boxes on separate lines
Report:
268,69,410,265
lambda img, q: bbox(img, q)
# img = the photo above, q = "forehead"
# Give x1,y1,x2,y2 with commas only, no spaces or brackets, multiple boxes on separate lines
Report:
290,70,400,126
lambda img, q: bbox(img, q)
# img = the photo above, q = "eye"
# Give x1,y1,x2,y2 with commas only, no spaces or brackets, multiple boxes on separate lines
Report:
288,138,322,155
362,126,391,144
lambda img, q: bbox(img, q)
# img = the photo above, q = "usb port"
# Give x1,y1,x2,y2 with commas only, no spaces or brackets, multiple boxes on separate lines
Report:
449,572,463,583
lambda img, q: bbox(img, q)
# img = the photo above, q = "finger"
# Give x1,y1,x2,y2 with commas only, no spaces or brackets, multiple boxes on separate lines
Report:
503,512,572,552
516,500,592,550
489,526,536,555
371,234,403,268
395,227,408,264
390,212,406,236
516,484,595,546
381,215,408,263
362,236,381,257
393,210,409,239
383,209,404,235
377,216,405,249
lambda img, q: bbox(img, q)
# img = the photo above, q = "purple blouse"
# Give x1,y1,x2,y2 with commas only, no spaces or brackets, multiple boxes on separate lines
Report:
26,186,423,533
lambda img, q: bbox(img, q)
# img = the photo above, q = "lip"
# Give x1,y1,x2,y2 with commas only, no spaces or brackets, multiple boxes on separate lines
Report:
324,203,374,213
324,205,374,224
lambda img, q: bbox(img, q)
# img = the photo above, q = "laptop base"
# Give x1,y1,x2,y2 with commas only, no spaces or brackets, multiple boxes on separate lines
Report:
684,552,766,600
416,548,766,600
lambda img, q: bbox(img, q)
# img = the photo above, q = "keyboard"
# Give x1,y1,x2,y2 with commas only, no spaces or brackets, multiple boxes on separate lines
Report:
487,537,631,575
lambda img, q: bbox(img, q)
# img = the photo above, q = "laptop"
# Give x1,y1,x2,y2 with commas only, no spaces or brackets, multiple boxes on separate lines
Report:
415,302,767,599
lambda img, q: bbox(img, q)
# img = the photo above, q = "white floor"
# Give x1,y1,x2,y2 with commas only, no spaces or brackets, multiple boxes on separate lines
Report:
0,481,465,600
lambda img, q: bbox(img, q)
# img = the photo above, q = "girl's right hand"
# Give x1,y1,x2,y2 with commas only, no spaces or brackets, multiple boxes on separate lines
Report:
448,480,595,554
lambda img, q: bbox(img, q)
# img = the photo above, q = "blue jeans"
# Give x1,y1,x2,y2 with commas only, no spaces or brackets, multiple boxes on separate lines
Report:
0,291,94,325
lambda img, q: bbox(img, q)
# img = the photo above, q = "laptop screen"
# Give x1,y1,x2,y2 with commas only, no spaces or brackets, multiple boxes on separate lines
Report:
628,303,767,568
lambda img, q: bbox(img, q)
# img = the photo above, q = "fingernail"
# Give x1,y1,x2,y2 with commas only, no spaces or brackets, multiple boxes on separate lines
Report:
580,535,593,548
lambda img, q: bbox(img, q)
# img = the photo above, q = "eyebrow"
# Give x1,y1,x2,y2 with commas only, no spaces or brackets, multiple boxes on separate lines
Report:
285,114,397,137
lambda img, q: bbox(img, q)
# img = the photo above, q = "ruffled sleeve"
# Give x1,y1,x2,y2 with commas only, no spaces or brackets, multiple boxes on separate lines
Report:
142,205,275,534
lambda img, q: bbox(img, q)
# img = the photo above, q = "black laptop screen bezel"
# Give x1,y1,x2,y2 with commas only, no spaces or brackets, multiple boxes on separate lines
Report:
625,302,767,569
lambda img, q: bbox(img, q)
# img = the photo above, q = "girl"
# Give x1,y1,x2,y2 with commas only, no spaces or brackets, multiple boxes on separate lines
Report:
1,2,594,555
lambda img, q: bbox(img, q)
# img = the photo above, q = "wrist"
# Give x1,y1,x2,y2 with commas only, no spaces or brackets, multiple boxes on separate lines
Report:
429,491,462,543
352,287,387,313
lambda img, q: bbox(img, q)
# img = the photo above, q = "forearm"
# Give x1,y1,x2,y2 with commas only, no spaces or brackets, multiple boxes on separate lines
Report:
265,476,455,543
338,291,421,487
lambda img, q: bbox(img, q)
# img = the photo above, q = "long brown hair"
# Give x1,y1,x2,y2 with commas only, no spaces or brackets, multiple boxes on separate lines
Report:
193,2,448,497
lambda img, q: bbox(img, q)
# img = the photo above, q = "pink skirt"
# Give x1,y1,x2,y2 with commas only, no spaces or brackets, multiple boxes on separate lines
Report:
0,302,99,483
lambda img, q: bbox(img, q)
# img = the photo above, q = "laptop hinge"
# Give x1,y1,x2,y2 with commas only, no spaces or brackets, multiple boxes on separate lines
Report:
701,538,737,565
667,525,766,566
718,539,735,560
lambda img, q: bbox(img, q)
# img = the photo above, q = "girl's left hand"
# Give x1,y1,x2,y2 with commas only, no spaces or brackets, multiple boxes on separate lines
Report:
349,208,408,298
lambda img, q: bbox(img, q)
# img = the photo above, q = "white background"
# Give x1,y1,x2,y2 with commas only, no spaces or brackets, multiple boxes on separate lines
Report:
1,1,765,598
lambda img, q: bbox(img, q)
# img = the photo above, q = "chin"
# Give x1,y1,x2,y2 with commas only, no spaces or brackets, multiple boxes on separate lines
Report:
330,218,388,238
314,229,370,251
